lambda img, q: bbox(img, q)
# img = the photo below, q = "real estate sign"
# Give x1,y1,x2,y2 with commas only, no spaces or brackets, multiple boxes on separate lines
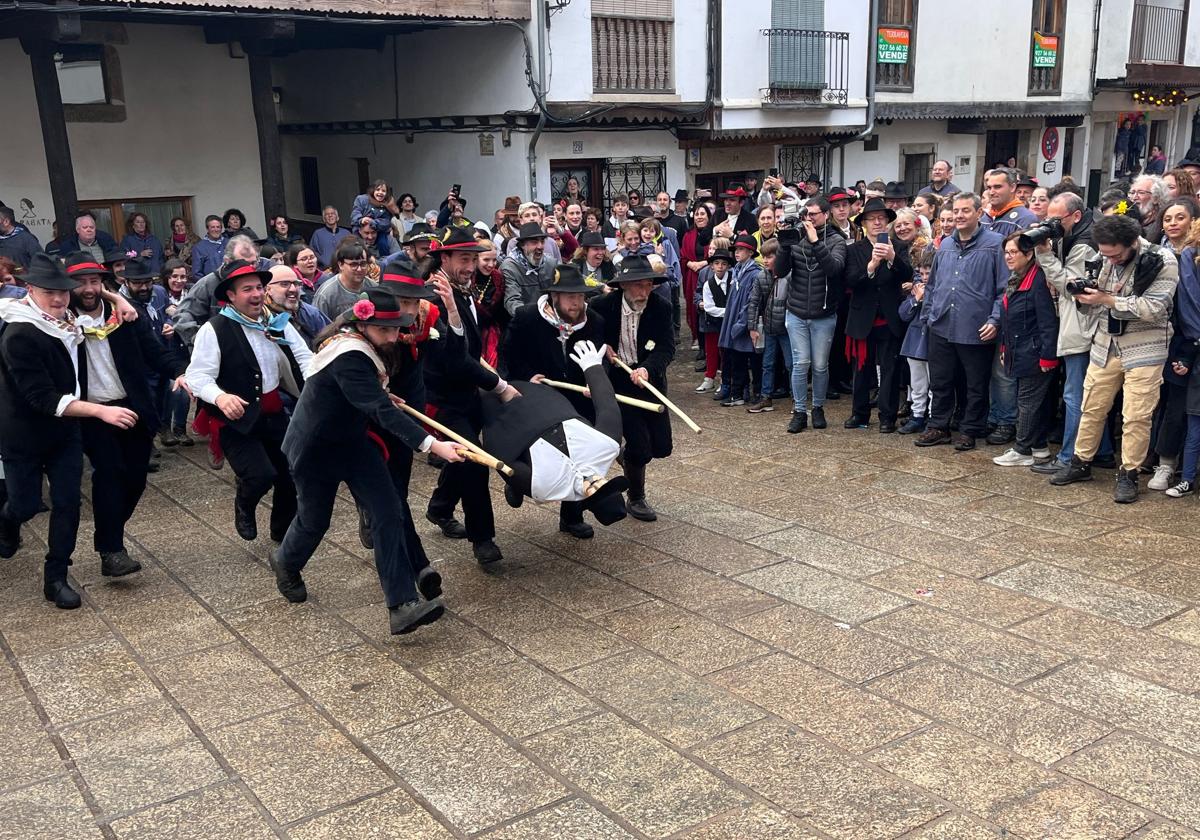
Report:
877,28,910,64
1033,31,1059,68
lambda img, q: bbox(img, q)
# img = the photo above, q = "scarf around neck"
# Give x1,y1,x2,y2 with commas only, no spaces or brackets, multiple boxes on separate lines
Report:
310,329,387,387
0,296,84,346
219,304,292,346
76,302,123,340
538,294,588,346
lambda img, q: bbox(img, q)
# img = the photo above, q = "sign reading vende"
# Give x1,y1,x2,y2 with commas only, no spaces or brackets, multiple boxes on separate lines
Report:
877,27,910,64
1032,31,1058,68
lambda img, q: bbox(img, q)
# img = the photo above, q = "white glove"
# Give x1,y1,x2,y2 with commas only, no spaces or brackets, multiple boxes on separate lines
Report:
570,340,606,372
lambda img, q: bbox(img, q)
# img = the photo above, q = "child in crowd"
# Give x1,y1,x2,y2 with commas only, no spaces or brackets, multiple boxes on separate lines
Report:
898,241,932,434
718,235,764,407
696,239,732,394
746,239,790,412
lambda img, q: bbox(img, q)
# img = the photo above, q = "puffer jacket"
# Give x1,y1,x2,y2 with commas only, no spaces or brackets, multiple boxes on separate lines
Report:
774,224,846,320
746,267,789,336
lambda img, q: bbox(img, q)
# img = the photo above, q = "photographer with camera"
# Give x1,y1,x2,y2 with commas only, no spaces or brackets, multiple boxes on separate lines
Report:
1049,214,1179,503
1029,191,1114,475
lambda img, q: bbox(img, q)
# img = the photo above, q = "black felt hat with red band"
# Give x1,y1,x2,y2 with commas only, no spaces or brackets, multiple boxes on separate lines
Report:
379,259,437,300
429,226,487,252
345,286,415,328
214,259,273,301
63,252,115,280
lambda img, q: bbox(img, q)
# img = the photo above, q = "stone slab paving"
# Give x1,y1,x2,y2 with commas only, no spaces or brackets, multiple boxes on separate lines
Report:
3,353,1200,838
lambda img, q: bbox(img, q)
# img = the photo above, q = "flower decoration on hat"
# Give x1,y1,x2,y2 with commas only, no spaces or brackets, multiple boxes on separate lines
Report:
125,249,138,260
352,299,376,321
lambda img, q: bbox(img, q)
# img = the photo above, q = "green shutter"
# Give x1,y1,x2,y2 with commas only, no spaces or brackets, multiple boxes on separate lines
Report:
769,0,826,89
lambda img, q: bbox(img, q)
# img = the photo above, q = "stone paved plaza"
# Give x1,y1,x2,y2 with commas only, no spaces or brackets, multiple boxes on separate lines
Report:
3,360,1200,839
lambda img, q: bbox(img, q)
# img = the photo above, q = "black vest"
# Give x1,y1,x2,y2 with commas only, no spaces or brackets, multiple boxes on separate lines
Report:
204,315,304,433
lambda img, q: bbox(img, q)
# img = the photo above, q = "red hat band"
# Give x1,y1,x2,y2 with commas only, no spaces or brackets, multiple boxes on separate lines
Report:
381,272,424,287
226,264,262,281
67,261,106,275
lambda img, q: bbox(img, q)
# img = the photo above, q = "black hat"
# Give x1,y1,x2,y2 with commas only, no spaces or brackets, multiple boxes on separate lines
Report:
515,222,548,243
673,189,690,203
630,205,655,221
827,185,853,203
121,257,156,281
859,197,897,224
1177,157,1200,170
612,254,664,284
1016,175,1039,189
884,181,911,200
708,248,734,265
403,223,435,244
103,248,132,267
379,259,436,300
63,252,114,281
430,226,488,253
732,234,759,257
578,231,607,249
24,253,79,291
344,286,416,328
214,259,273,301
719,187,749,200
582,475,630,525
541,263,592,294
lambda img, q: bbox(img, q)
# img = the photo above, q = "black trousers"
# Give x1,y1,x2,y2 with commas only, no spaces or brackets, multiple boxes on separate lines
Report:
82,414,153,553
727,349,762,400
927,332,993,437
280,442,418,608
356,434,430,576
426,402,495,543
1153,380,1188,462
219,412,296,541
1,433,83,582
1015,373,1053,453
852,325,903,424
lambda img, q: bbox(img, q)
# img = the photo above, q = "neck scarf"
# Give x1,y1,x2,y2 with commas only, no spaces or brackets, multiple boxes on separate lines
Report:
173,232,188,244
538,294,587,347
76,302,123,340
0,296,84,346
219,304,292,346
310,328,387,386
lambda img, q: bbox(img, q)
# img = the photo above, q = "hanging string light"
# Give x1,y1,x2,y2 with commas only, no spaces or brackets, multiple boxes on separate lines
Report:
1132,88,1191,107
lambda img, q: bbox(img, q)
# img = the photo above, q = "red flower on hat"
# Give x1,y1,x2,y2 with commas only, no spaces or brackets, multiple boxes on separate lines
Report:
352,299,375,320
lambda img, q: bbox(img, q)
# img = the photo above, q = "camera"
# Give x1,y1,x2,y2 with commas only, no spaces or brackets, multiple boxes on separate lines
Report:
1016,217,1065,250
1065,256,1103,296
778,195,806,230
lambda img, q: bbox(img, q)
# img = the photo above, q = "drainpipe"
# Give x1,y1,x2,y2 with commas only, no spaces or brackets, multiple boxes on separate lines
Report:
832,0,878,186
527,0,549,201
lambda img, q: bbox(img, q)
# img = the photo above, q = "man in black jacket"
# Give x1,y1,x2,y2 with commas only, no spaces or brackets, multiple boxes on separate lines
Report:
66,253,189,577
712,188,759,237
842,199,913,433
589,256,676,520
0,255,139,609
423,227,519,565
501,263,608,538
185,261,313,543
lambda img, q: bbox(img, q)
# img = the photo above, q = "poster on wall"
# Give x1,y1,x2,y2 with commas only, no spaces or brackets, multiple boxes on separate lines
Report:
1032,31,1058,68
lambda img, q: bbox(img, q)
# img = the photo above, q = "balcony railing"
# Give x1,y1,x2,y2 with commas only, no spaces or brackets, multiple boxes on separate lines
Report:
1130,1,1186,63
593,16,674,94
761,28,850,106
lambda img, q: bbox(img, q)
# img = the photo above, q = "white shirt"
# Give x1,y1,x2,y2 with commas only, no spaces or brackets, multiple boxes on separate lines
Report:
529,418,621,502
186,318,312,405
82,334,127,403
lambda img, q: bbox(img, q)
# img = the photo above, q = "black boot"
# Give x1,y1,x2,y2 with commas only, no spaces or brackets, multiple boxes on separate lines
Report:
1115,468,1139,504
43,579,81,610
268,550,307,603
100,550,142,577
357,505,373,549
233,487,257,541
417,566,443,600
0,515,20,559
624,462,658,522
1050,456,1093,486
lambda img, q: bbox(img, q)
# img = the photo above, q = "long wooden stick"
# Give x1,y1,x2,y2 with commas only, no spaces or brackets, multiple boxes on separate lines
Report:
609,357,702,434
398,402,515,476
540,379,665,413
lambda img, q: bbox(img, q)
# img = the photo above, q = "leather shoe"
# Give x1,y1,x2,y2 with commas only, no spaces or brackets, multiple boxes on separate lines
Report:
559,519,594,539
472,540,503,565
953,433,976,451
44,579,81,610
811,406,827,429
425,511,467,539
504,482,524,509
389,599,445,635
417,566,443,600
879,422,897,434
268,549,307,603
234,499,257,541
626,497,658,522
357,507,373,549
0,517,20,559
100,550,142,577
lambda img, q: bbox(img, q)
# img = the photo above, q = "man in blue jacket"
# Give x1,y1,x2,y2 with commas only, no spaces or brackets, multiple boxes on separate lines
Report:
190,216,227,280
309,205,351,270
915,192,1008,451
57,212,117,262
0,207,43,269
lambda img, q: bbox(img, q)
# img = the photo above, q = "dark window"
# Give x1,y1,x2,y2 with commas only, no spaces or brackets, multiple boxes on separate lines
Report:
876,0,916,92
1029,0,1065,96
602,157,667,214
353,158,370,195
778,144,827,186
903,152,932,198
299,157,321,216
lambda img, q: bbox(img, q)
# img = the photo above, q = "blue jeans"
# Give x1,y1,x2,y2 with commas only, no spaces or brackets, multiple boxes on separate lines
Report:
1059,352,1113,464
785,311,837,413
762,331,792,395
160,378,190,431
988,345,1018,427
1182,414,1200,482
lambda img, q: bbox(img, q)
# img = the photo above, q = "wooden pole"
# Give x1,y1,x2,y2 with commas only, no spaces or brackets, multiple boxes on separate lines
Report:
610,357,702,434
539,379,665,413
23,40,78,229
397,402,514,477
247,52,286,221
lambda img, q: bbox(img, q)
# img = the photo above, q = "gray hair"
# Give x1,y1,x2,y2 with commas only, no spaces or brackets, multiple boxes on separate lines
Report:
1050,192,1086,215
952,192,984,211
1133,174,1170,208
223,234,258,263
892,207,932,239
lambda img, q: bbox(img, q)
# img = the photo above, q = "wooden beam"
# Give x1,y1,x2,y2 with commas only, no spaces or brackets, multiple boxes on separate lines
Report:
247,52,286,221
21,39,78,227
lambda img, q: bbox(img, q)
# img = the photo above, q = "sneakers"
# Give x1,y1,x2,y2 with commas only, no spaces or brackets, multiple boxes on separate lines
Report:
986,425,1016,445
720,397,745,407
1115,467,1139,504
1030,459,1064,475
843,415,870,430
811,406,827,429
953,433,976,451
1166,479,1196,498
993,448,1035,467
1148,464,1175,491
389,599,445,635
100,550,142,577
712,388,729,402
174,428,194,447
897,417,926,435
1032,447,1051,460
747,397,774,413
159,427,179,447
915,428,951,447
695,377,714,393
786,411,807,433
1050,457,1092,486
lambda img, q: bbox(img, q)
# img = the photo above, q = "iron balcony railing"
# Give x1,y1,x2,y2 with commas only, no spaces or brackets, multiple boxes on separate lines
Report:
761,28,850,106
1130,0,1186,63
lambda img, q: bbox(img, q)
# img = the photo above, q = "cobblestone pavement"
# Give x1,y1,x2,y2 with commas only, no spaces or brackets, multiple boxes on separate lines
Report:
3,356,1200,839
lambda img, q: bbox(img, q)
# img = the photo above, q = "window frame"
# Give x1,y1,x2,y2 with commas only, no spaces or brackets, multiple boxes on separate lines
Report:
78,196,194,240
1028,0,1066,96
57,43,126,123
591,0,675,95
876,0,917,93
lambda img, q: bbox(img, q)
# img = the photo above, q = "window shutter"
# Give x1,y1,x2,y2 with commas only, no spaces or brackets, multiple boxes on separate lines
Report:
769,0,826,89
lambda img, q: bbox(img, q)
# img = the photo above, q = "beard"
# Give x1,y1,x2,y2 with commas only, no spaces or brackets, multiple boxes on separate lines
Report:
73,290,102,313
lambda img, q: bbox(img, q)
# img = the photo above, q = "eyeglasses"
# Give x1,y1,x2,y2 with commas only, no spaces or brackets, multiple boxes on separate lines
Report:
1129,189,1152,197
268,280,300,288
344,259,369,268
